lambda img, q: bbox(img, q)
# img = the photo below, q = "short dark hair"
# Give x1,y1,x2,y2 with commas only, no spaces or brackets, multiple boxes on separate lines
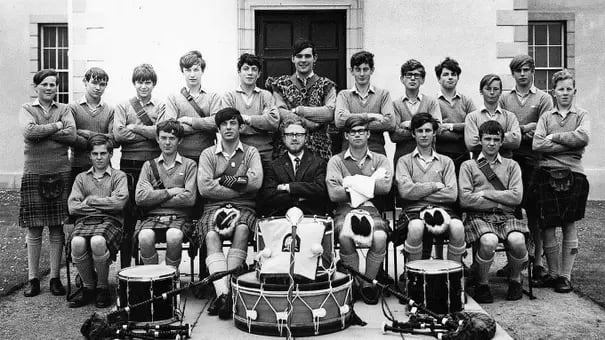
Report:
551,69,575,89
435,57,461,78
87,134,113,152
350,51,374,69
478,120,504,139
344,116,370,131
84,67,109,83
215,107,244,127
509,55,535,73
411,112,439,132
400,59,426,78
237,53,262,71
479,74,502,92
280,116,306,135
156,119,184,139
33,69,59,86
132,64,157,85
180,50,206,72
292,39,316,56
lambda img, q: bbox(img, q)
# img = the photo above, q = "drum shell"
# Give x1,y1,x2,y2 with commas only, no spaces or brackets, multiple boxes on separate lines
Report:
116,265,179,324
232,271,353,336
405,260,464,315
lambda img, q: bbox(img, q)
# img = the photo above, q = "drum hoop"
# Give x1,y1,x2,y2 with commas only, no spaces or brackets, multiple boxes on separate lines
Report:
117,266,178,281
405,260,462,274
233,273,351,292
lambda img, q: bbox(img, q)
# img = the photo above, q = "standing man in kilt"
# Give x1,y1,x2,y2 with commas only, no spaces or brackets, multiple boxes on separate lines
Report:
67,135,128,308
532,70,590,293
135,120,198,268
19,69,76,297
459,120,528,303
197,108,263,320
265,39,337,162
114,64,167,267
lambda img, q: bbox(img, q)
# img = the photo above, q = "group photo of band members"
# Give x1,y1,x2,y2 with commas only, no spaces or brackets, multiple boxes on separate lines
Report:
19,37,589,319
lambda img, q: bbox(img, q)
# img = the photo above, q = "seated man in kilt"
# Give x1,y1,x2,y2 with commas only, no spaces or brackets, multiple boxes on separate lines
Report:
326,116,393,305
135,120,198,268
459,120,528,303
197,107,263,320
394,112,466,264
532,70,590,293
67,134,128,308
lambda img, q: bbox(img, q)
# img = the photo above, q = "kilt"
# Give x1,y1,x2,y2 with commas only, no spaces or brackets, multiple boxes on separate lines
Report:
535,168,589,229
392,205,460,246
464,211,529,244
334,205,389,236
133,215,198,258
72,215,122,260
197,205,257,242
19,171,71,228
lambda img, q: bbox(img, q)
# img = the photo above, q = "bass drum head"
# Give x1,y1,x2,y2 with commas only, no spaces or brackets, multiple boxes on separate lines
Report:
405,259,462,274
118,264,176,281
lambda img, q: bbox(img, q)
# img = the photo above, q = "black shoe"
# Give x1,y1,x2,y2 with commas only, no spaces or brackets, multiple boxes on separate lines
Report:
506,280,523,301
217,293,233,320
534,274,557,288
473,284,494,304
360,285,379,305
531,265,549,286
95,288,112,308
554,276,573,293
50,278,66,296
496,264,511,278
23,278,40,297
207,295,219,316
377,268,395,285
69,287,95,308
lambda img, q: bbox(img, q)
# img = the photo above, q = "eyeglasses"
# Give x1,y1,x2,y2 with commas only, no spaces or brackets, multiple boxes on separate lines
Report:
283,133,306,138
404,72,423,79
348,129,368,136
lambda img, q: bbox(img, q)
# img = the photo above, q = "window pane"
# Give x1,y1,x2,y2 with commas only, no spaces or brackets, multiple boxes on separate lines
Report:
43,49,52,68
58,93,68,104
528,48,534,59
59,72,69,90
58,49,68,69
549,47,562,67
535,25,547,45
534,70,547,90
528,25,533,45
535,47,547,67
43,27,56,47
58,26,68,47
549,23,562,44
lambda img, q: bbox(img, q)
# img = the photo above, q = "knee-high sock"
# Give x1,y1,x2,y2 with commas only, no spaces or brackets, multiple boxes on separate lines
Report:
26,229,43,280
560,239,579,280
73,251,96,289
364,250,386,286
508,252,529,283
48,226,65,279
404,241,423,262
339,251,359,272
475,252,494,285
206,252,229,296
447,243,466,263
140,252,159,265
93,251,111,289
543,243,560,277
165,254,181,268
226,248,247,270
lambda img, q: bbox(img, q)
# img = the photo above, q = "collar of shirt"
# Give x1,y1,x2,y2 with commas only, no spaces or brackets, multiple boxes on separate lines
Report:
437,91,460,104
344,148,373,165
185,87,206,100
296,72,315,85
215,141,244,160
137,96,158,107
403,93,423,104
479,105,503,116
412,147,438,162
477,152,502,164
511,85,537,96
79,96,104,111
32,98,58,111
236,86,261,94
552,105,578,118
86,166,112,179
157,153,183,170
288,151,304,167
351,84,376,98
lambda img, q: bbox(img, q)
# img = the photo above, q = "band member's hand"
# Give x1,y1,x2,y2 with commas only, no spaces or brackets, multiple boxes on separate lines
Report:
241,114,252,125
401,121,411,129
476,190,485,197
367,113,383,122
545,134,553,141
177,116,193,126
439,123,453,134
166,187,185,197
277,184,290,192
126,124,136,130
522,122,537,134
55,121,64,130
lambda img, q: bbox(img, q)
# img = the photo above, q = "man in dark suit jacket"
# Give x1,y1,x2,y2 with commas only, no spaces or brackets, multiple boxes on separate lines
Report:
259,117,330,217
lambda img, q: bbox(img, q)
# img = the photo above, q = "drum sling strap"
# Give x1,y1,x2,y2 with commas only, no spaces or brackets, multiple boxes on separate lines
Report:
219,145,248,177
180,87,206,117
339,153,364,177
475,158,506,190
129,97,154,126
148,160,166,190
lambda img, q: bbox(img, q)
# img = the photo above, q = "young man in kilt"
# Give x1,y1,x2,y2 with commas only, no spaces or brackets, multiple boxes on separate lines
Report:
394,112,466,264
326,116,392,305
19,69,76,297
135,120,197,269
114,64,167,267
532,70,590,293
67,135,128,308
459,120,528,303
197,107,263,320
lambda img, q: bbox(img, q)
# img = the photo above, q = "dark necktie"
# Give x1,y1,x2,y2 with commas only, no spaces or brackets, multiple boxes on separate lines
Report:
294,157,300,174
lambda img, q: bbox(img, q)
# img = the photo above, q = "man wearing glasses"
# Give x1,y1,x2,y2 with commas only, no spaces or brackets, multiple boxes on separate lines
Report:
259,117,329,217
390,59,442,165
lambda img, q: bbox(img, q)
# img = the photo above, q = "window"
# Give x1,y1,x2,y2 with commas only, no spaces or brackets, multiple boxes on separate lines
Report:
39,24,69,103
528,22,565,91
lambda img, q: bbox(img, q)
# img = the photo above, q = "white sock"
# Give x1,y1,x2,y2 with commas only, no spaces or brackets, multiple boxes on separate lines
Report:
206,252,229,296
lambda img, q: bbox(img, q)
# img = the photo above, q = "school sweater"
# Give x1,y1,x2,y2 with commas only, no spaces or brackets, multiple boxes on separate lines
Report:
464,106,521,158
222,88,279,155
135,154,197,216
436,92,476,154
532,106,590,174
19,100,76,174
69,99,115,168
165,89,222,159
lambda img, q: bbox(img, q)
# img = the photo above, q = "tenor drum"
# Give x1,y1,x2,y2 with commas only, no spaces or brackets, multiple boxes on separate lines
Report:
405,259,464,315
117,265,179,324
232,271,353,336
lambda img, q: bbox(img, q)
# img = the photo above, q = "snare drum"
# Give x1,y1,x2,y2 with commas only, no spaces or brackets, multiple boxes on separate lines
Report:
405,259,464,315
232,271,353,336
117,265,179,324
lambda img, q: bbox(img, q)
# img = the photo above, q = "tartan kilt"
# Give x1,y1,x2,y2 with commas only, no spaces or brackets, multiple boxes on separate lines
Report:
133,215,198,258
72,216,122,260
273,129,332,162
19,171,71,228
535,168,589,229
464,211,529,244
333,205,389,236
392,205,460,246
197,205,257,243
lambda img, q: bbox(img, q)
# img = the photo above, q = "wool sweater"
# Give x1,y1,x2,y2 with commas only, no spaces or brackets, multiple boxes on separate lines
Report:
69,100,115,168
436,92,476,154
464,106,521,158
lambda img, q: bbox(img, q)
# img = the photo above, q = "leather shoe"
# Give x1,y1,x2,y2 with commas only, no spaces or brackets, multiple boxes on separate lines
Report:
554,276,573,293
69,287,95,308
360,285,379,305
50,278,66,296
217,293,233,320
23,278,41,297
207,295,220,315
473,284,493,304
534,274,557,288
95,288,112,308
530,265,549,286
506,280,523,301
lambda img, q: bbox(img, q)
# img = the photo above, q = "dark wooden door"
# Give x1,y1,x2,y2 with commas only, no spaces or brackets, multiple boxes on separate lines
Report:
255,10,347,91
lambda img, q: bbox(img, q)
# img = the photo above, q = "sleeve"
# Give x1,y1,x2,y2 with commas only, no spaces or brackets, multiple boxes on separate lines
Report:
161,161,197,208
424,157,457,203
533,114,569,152
249,91,280,132
395,157,438,200
458,162,494,209
502,113,521,150
19,106,59,141
485,162,523,207
68,175,93,215
389,102,414,143
273,91,320,131
130,103,166,140
289,158,328,198
550,112,590,148
373,155,393,196
258,161,294,207
243,148,263,194
326,157,349,203
190,93,221,131
464,112,481,153
113,102,146,144
428,97,443,122
164,94,179,121
334,90,352,129
135,162,171,207
197,150,239,199
297,86,336,124
50,107,77,144
87,172,129,212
